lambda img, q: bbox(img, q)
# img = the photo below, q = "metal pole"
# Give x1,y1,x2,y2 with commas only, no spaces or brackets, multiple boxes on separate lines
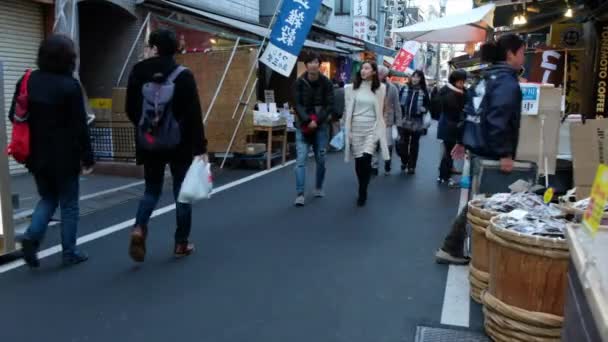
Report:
231,0,285,119
0,61,16,255
116,12,151,87
221,78,259,169
204,37,240,124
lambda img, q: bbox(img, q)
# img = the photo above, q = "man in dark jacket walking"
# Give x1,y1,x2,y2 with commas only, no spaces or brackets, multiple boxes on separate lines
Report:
436,34,525,265
293,52,334,206
126,29,207,261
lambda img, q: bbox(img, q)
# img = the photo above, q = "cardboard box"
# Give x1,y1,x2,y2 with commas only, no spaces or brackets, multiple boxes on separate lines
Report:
516,85,562,175
570,118,608,194
112,87,127,114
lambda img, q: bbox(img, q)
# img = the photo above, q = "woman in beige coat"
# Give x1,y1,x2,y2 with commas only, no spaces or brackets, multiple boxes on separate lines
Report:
344,61,389,206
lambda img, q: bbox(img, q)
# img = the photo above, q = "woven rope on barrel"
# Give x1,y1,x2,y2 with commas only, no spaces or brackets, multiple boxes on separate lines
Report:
468,201,498,221
470,264,489,283
483,306,562,338
484,317,560,342
467,213,489,229
488,217,569,252
486,224,569,259
482,291,563,328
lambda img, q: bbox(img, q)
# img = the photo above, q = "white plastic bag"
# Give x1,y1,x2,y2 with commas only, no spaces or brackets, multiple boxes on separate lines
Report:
391,125,399,141
330,129,345,150
178,158,213,203
422,112,432,129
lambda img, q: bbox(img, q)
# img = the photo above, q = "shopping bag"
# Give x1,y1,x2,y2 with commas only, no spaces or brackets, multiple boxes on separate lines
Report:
330,129,345,150
422,112,432,129
177,158,213,203
391,125,399,141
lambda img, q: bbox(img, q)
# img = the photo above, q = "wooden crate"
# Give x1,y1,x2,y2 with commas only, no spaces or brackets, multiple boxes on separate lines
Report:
177,49,257,154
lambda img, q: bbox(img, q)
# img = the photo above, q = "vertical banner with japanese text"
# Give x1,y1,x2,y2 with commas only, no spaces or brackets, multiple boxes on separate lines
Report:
391,41,420,73
594,22,608,118
260,0,323,77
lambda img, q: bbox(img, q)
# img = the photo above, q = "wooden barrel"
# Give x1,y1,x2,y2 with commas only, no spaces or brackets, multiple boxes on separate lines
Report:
467,200,499,303
483,216,569,342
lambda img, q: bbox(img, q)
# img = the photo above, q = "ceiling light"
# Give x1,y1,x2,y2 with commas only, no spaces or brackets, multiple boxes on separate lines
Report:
210,38,217,44
565,7,573,18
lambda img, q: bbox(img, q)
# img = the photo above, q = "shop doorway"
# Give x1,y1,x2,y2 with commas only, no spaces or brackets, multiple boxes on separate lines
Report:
78,0,137,98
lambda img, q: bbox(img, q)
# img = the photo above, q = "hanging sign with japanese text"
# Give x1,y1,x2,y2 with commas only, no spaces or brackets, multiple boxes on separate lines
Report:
260,0,323,77
392,41,420,72
521,83,540,115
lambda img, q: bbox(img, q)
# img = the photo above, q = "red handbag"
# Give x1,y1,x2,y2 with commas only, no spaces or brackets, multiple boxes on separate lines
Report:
6,69,32,164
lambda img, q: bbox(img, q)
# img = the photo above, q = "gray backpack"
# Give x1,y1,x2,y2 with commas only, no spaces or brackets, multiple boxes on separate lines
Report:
138,66,186,151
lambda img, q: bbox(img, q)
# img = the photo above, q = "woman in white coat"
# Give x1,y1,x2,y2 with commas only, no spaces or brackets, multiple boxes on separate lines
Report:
344,61,389,207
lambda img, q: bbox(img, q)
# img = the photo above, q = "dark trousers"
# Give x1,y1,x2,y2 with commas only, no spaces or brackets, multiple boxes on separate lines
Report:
355,153,372,199
439,141,456,181
441,206,468,258
135,159,192,243
25,174,80,256
398,130,422,170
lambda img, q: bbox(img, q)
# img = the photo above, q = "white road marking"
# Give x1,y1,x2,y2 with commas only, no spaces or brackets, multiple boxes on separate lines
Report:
439,186,471,327
0,161,295,274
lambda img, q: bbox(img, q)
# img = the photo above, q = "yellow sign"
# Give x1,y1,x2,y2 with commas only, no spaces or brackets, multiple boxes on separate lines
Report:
582,164,608,236
544,187,554,204
89,98,112,110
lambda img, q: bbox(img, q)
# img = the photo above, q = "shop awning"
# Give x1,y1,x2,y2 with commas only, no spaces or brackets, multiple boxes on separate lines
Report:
392,4,495,44
153,0,348,54
364,41,397,57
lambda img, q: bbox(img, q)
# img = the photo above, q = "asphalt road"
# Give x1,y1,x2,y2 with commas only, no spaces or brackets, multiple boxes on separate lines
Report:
0,132,484,342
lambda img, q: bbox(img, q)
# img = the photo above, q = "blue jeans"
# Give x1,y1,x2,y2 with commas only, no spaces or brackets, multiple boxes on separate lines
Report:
295,124,329,195
25,175,80,256
135,159,192,243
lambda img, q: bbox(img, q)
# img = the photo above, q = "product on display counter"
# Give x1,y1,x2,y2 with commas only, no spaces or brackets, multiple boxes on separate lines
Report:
477,192,564,218
493,215,568,239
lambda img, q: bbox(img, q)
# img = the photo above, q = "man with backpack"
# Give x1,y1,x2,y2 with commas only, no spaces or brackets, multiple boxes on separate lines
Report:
126,28,207,262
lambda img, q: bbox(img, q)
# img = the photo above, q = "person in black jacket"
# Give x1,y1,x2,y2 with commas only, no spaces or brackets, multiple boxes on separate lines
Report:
11,35,94,268
436,34,525,265
126,29,207,261
436,70,467,185
293,52,334,207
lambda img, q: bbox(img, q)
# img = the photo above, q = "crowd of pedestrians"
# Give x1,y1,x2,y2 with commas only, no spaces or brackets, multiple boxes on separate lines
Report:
7,29,525,270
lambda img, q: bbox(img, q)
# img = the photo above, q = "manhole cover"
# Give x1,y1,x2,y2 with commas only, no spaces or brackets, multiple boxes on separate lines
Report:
414,326,489,342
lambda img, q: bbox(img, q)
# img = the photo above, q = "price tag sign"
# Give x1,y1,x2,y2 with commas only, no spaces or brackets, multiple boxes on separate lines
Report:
544,187,554,204
582,164,608,236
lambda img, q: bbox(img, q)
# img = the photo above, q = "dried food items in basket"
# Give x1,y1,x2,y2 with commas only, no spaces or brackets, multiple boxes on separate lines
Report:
480,193,564,218
493,215,568,239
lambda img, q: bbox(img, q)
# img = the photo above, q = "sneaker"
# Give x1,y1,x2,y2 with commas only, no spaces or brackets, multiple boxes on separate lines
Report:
313,189,325,198
129,225,147,263
384,170,391,176
20,238,40,268
294,194,306,207
174,242,195,258
401,165,407,172
437,178,446,184
448,179,459,188
435,249,470,265
62,251,89,266
407,168,416,175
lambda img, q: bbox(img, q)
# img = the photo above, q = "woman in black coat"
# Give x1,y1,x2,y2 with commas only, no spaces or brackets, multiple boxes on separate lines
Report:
436,70,467,185
9,35,94,268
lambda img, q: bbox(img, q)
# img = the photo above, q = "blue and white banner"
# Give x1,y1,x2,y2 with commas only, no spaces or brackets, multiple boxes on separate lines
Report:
260,0,322,77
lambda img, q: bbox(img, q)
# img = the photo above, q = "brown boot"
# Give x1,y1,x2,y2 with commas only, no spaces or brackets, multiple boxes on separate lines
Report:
129,225,147,262
174,242,195,258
